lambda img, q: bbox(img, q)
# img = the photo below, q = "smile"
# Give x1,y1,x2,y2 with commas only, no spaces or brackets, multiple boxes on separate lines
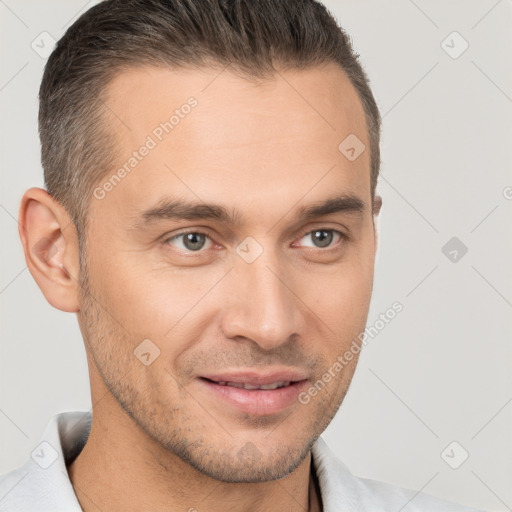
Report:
212,380,291,390
197,370,309,416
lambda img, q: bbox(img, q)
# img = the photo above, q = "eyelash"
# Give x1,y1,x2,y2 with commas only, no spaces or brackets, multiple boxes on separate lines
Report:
163,228,347,254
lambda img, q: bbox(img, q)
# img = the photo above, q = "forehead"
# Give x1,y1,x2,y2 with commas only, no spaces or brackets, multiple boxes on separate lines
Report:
93,63,371,224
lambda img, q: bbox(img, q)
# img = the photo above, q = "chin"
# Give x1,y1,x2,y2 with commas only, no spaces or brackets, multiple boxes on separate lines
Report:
169,437,313,483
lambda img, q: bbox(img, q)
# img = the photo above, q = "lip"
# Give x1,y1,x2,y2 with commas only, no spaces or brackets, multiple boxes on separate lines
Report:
197,368,309,416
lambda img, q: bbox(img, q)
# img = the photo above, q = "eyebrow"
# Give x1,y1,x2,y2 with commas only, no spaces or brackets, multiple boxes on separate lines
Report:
135,194,366,229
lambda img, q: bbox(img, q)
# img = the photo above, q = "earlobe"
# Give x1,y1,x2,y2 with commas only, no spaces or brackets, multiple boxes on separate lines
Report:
18,187,81,312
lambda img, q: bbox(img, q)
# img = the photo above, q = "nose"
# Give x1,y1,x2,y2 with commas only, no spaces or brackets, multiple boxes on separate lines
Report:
219,245,304,351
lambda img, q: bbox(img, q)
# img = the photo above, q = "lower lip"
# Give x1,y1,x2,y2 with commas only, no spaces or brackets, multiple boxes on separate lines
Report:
197,378,309,416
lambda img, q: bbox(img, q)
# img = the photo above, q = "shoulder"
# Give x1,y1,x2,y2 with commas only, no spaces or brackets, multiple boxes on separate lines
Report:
0,411,90,512
311,437,487,512
349,474,484,512
0,458,82,512
0,466,39,512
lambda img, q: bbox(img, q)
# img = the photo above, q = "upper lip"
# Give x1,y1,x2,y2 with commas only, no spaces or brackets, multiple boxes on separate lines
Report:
200,368,309,386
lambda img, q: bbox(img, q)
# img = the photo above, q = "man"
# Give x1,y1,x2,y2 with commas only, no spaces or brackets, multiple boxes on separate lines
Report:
0,0,485,510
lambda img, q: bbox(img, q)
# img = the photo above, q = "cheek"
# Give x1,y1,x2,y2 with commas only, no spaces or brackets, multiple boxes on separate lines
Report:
91,250,224,345
305,256,374,362
313,257,374,317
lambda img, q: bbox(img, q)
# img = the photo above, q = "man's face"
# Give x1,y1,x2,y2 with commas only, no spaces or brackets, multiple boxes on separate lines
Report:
78,62,378,482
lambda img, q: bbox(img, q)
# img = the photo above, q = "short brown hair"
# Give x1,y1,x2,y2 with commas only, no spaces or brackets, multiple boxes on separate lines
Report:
39,0,381,255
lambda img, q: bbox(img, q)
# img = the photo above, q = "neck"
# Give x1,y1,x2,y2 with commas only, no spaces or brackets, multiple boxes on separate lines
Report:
68,396,322,512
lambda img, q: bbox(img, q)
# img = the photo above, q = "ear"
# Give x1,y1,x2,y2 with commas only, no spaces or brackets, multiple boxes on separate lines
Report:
18,187,81,312
372,194,382,251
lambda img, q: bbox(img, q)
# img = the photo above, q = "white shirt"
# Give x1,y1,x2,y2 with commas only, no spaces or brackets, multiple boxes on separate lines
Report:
0,411,485,511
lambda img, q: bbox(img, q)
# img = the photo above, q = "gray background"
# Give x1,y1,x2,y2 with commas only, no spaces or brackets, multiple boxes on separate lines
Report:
1,1,511,510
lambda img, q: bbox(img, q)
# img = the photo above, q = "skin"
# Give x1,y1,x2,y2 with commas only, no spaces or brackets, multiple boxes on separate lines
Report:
19,62,382,512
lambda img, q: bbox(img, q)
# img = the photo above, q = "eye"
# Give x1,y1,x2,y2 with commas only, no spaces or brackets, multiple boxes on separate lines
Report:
163,227,345,254
296,229,344,249
164,231,214,252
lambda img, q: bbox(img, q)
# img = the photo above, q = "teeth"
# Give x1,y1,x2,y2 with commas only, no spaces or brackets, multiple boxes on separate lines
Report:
259,381,290,390
217,380,291,390
242,383,260,390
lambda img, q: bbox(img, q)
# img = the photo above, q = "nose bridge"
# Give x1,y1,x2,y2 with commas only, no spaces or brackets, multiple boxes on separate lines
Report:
220,239,301,349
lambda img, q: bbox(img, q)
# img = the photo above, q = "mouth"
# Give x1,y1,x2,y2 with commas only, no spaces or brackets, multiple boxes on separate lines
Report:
201,378,294,390
197,370,309,416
